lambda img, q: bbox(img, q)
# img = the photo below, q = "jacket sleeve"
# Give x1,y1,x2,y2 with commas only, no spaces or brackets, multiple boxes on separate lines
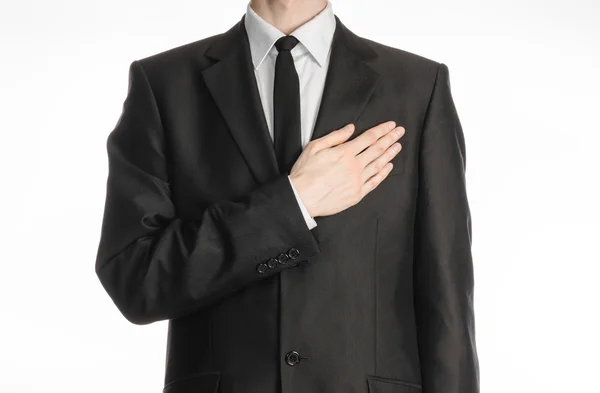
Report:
95,60,321,325
412,63,480,393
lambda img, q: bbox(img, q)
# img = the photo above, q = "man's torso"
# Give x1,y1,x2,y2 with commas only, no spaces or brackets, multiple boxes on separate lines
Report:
137,14,439,393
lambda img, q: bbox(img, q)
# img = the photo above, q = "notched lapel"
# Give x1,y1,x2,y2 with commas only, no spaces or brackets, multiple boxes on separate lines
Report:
310,17,381,229
202,16,280,186
200,15,380,195
310,16,380,143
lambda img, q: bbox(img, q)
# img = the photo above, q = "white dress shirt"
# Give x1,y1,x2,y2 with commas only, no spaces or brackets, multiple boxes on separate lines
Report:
244,1,336,231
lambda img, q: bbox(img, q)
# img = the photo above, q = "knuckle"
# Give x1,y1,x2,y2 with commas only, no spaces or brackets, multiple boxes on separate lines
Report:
348,163,361,179
333,147,346,161
380,122,390,132
306,140,318,151
365,177,377,191
370,127,381,139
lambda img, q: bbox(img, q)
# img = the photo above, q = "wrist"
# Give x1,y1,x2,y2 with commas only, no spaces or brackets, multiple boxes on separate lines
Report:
289,174,319,218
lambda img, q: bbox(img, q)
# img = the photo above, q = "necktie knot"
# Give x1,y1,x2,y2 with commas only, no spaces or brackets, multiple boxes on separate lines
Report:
275,35,299,52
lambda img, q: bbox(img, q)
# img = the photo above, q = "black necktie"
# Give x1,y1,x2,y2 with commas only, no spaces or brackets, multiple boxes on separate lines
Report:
273,35,301,175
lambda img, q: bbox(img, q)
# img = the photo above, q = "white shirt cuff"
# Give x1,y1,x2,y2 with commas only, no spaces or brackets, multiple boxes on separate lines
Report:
287,175,317,230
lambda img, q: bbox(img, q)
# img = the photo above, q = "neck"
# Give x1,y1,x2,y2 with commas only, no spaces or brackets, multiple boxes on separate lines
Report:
250,0,328,35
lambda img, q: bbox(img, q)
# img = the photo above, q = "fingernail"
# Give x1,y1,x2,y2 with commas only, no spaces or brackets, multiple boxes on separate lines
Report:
388,121,396,130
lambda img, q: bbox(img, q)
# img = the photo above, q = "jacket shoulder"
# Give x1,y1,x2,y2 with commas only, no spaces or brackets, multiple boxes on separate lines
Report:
361,35,441,77
131,30,226,80
370,38,439,65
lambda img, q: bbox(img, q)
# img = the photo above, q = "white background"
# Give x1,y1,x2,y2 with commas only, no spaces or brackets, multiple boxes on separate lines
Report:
1,0,599,392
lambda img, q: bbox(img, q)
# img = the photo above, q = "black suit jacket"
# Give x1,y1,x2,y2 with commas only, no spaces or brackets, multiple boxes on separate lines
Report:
95,13,479,393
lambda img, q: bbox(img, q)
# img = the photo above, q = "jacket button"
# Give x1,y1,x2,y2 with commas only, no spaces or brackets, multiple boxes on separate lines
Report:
256,263,268,274
267,258,278,269
277,252,290,265
285,351,301,366
288,247,300,259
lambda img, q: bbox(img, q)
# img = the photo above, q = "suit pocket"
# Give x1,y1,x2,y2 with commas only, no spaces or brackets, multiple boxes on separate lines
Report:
163,371,220,393
367,375,422,393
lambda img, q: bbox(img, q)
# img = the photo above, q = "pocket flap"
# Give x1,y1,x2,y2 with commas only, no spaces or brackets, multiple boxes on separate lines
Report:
367,375,422,393
163,371,220,393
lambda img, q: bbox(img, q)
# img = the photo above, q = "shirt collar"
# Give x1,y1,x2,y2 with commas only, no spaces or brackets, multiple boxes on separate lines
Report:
244,1,336,70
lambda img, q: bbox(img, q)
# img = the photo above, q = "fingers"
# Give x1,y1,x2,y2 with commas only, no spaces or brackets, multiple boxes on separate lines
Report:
359,161,394,200
310,123,355,152
360,141,402,182
344,121,397,156
357,124,405,175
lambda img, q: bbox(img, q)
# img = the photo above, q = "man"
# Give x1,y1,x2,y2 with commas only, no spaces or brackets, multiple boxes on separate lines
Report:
95,0,479,392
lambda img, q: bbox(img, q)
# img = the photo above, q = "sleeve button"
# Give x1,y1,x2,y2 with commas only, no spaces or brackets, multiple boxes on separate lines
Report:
267,258,279,269
257,263,268,274
288,248,300,259
277,252,290,265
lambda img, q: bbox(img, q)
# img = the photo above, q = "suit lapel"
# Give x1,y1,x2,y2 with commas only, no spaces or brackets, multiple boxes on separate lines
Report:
310,16,380,142
201,15,380,186
202,16,279,185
